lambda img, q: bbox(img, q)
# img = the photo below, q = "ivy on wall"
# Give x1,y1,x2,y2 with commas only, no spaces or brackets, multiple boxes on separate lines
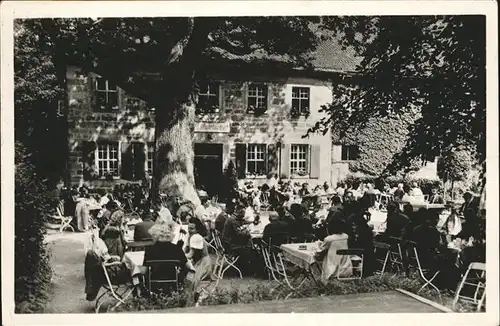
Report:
333,109,419,176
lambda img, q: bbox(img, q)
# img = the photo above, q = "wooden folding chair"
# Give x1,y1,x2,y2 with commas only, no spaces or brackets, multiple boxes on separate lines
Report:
336,249,364,280
143,259,181,295
259,241,297,296
211,231,242,286
95,261,135,313
373,241,391,276
52,200,74,233
387,236,405,273
406,241,441,297
453,262,486,311
125,198,140,219
260,191,270,211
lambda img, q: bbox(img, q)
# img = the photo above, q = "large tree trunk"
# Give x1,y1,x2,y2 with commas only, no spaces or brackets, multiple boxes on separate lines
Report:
152,94,200,208
148,17,214,209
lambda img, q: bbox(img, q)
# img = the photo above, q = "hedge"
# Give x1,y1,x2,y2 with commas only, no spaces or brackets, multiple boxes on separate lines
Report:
341,174,442,195
15,142,56,313
115,273,477,313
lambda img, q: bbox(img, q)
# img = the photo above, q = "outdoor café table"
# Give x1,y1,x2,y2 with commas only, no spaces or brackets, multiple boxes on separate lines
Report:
122,250,145,285
280,243,323,292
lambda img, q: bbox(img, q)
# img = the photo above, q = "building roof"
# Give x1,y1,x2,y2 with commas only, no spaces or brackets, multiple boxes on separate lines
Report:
209,36,363,75
310,38,362,73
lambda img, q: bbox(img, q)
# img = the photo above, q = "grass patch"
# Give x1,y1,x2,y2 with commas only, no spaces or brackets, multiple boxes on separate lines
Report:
116,273,479,313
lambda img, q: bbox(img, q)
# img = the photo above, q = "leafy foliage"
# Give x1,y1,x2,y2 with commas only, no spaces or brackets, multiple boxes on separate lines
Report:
437,147,476,183
14,20,66,313
15,19,66,185
310,16,486,173
116,273,474,312
224,160,239,208
15,142,57,313
341,173,442,195
333,110,418,176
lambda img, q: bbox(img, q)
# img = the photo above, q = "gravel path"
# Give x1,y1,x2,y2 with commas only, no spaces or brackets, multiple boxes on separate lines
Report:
43,231,94,313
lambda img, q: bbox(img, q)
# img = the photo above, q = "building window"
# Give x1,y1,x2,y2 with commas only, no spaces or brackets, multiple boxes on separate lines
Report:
146,142,154,175
247,84,268,113
95,78,118,111
291,87,310,116
341,145,359,161
246,144,267,177
96,142,119,177
197,82,219,114
290,144,309,177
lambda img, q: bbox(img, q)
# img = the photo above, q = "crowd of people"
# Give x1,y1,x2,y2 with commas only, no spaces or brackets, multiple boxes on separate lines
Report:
75,175,485,306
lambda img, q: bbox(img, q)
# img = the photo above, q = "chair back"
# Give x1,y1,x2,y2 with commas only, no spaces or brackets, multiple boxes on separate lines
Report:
453,262,486,311
373,241,391,275
404,240,427,272
260,191,270,210
336,248,364,280
126,240,154,252
57,200,65,217
267,232,291,248
144,259,181,293
212,230,225,254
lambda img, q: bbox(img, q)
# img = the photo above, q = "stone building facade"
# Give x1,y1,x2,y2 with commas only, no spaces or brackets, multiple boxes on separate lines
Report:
65,65,347,196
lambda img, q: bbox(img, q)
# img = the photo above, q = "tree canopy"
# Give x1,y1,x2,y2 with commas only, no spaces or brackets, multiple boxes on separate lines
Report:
309,16,486,174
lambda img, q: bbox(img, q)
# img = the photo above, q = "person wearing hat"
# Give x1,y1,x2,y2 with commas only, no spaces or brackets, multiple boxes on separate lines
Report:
133,209,155,241
185,218,212,305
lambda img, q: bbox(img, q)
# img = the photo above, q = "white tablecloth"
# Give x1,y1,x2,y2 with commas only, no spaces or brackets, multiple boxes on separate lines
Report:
122,251,145,278
280,243,320,269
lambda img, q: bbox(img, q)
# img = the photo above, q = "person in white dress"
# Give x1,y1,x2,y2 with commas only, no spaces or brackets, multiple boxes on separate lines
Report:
315,219,353,284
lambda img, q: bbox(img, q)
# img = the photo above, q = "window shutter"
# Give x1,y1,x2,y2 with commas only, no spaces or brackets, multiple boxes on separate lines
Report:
121,142,134,181
280,143,290,179
267,143,278,176
82,141,96,181
310,144,321,179
89,75,98,111
133,143,146,180
332,144,342,162
235,143,247,179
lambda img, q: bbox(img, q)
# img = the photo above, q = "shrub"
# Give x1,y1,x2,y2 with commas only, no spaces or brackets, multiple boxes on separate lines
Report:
116,273,477,313
341,173,442,195
224,160,239,209
15,142,57,313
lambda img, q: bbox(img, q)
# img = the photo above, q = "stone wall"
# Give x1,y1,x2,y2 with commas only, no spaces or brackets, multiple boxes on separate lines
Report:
66,66,334,189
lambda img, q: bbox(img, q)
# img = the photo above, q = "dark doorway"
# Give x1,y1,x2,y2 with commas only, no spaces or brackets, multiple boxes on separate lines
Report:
194,143,223,198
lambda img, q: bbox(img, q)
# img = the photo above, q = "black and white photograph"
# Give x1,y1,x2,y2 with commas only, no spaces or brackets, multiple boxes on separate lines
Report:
1,1,498,324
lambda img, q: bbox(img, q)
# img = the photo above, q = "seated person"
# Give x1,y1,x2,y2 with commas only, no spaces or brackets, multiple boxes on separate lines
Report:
262,211,290,247
383,201,409,241
289,203,315,242
100,209,127,259
298,183,311,197
133,209,155,241
348,211,375,276
84,234,130,301
428,187,444,204
411,212,459,290
185,220,212,305
409,182,424,197
401,205,422,241
144,221,195,293
214,210,229,235
314,219,353,284
222,205,258,275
